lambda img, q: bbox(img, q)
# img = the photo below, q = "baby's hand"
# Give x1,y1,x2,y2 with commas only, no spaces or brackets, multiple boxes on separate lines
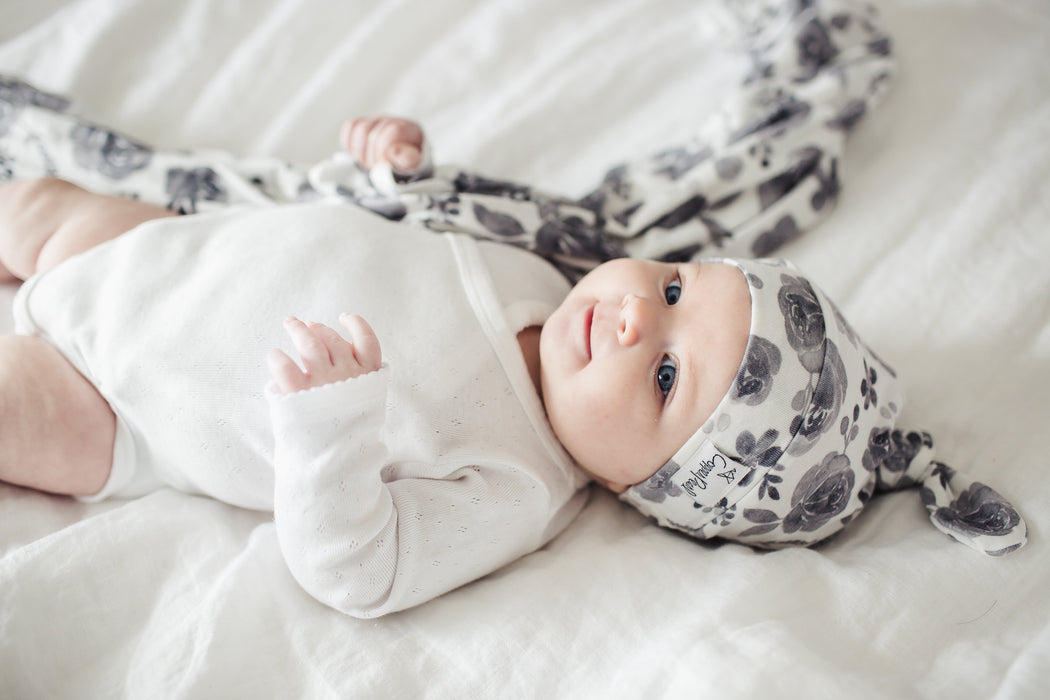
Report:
340,116,425,172
268,314,382,394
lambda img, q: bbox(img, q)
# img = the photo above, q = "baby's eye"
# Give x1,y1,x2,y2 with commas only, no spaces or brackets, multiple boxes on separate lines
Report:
664,279,682,305
657,356,677,398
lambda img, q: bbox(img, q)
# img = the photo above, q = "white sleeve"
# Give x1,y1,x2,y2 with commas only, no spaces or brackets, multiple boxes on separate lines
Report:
267,370,550,618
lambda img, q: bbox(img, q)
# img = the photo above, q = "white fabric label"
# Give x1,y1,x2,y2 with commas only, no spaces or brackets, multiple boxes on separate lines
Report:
670,439,751,510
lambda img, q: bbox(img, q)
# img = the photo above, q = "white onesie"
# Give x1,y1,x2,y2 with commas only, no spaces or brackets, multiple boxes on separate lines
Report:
13,202,589,617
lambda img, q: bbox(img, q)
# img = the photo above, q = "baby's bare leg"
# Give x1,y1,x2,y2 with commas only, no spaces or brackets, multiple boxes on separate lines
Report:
0,335,115,496
0,179,165,494
0,177,175,282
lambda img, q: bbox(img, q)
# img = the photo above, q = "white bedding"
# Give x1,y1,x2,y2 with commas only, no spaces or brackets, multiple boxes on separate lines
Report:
1,0,1048,697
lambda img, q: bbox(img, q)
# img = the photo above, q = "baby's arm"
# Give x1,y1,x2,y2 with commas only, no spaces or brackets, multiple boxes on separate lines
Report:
266,317,549,617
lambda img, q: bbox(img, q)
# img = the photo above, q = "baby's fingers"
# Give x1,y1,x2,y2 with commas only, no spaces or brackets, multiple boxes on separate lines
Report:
284,317,332,369
271,315,381,393
340,116,423,171
267,348,308,394
308,322,351,351
341,117,378,165
340,313,382,373
307,321,360,368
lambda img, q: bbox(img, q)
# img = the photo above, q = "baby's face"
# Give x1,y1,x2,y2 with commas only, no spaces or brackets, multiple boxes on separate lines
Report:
540,259,750,491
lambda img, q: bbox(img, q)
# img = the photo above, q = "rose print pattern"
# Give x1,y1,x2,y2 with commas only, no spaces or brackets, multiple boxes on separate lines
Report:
71,124,152,180
165,167,227,214
865,429,932,490
735,429,783,471
779,274,825,372
788,340,846,457
782,452,855,533
0,77,69,137
927,480,1021,539
752,215,801,257
630,463,684,504
733,336,782,406
919,463,1026,556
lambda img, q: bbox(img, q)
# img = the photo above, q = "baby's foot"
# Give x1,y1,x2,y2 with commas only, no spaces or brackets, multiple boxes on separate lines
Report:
340,116,425,173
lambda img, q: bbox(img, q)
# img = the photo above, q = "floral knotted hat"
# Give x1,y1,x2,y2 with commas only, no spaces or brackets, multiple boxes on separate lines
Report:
620,258,1027,556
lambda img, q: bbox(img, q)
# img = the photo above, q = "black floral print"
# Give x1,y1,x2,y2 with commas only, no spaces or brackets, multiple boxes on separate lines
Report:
735,429,783,470
0,77,69,136
864,429,932,490
788,340,846,456
859,359,877,409
921,462,1023,551
782,452,855,533
165,167,227,214
736,429,785,500
739,508,779,537
699,499,737,529
861,427,888,473
651,144,714,181
930,481,1022,540
795,17,839,81
473,202,526,238
752,215,801,257
757,146,821,210
630,463,684,504
71,124,152,180
779,274,825,372
733,336,782,406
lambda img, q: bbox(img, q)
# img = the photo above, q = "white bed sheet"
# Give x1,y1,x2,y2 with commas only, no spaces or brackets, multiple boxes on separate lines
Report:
1,0,1048,697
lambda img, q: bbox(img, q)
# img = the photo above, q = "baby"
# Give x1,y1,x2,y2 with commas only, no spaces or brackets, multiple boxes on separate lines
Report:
0,0,1027,618
0,119,1027,620
0,168,737,619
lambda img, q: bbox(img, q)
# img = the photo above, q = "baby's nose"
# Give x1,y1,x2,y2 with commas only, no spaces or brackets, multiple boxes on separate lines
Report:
617,294,650,346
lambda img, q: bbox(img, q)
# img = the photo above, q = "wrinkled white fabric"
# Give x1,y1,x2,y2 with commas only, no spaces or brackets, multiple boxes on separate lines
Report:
1,0,1048,698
